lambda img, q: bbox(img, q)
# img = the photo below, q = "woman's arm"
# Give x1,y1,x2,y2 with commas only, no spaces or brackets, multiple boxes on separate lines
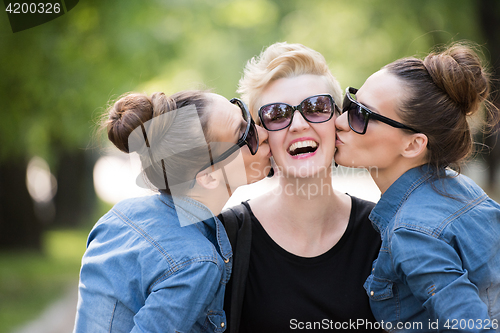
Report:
131,260,225,333
392,229,494,332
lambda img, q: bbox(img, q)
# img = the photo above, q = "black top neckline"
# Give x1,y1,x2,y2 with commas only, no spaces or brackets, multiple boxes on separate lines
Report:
241,196,356,265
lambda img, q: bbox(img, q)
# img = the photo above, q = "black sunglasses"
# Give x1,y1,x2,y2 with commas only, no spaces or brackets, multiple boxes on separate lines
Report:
195,98,259,176
343,87,418,134
258,94,339,131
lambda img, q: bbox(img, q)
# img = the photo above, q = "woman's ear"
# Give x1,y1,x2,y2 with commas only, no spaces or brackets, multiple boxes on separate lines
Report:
402,133,428,159
195,170,220,190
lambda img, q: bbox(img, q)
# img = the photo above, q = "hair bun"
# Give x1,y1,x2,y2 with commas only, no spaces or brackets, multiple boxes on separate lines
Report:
423,44,490,116
106,93,155,153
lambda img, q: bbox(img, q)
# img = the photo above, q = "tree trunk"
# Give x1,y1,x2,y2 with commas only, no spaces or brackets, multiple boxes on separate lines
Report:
53,149,97,228
0,160,43,251
478,0,500,194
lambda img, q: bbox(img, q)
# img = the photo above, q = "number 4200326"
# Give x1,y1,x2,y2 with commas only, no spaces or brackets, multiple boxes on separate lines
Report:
6,2,61,14
444,319,498,330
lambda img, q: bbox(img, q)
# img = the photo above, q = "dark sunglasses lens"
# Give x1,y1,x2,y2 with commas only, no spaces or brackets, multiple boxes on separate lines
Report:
348,102,368,134
247,123,258,154
301,95,333,122
260,104,293,130
343,92,367,134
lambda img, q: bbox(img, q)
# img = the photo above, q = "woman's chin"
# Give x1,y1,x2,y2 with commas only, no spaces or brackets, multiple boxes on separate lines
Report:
333,153,353,168
246,164,273,184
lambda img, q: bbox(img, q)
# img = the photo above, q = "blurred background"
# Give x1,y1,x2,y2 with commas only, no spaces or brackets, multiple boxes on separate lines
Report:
1,0,500,332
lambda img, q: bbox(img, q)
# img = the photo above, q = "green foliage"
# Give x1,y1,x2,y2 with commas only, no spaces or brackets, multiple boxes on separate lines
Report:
0,0,486,166
280,0,483,89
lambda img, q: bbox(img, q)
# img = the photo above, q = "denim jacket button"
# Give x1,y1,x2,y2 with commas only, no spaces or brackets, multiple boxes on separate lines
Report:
370,291,374,296
224,258,229,263
221,322,225,328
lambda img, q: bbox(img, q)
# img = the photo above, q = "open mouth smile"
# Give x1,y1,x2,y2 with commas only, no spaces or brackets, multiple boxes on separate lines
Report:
287,139,319,158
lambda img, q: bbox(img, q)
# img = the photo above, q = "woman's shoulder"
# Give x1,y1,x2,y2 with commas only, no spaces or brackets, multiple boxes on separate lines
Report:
219,201,253,227
112,193,172,215
348,195,376,218
341,195,381,253
220,190,274,222
91,195,175,237
399,172,492,220
90,194,216,261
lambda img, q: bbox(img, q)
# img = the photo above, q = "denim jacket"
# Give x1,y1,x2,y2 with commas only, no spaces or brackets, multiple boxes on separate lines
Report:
365,166,500,332
73,193,232,333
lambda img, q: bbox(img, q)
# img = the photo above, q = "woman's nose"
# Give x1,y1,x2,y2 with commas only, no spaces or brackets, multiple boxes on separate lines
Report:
256,124,268,144
288,110,310,132
335,111,350,132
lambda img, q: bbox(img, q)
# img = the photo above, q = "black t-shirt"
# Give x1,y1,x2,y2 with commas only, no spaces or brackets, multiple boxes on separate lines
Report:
239,196,382,332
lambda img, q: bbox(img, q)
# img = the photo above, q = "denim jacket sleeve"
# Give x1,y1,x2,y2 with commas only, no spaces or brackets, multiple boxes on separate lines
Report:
131,261,225,333
391,228,492,332
74,194,230,333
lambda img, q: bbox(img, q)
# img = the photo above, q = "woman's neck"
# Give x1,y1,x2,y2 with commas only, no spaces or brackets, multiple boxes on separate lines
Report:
250,172,351,257
188,185,230,216
372,160,426,194
276,172,335,204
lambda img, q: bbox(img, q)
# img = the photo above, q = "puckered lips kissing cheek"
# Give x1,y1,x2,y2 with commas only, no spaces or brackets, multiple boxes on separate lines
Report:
335,133,343,147
287,137,319,160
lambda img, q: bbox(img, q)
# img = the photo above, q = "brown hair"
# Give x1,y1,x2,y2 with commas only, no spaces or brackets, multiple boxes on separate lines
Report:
385,42,498,173
104,90,214,194
238,42,342,121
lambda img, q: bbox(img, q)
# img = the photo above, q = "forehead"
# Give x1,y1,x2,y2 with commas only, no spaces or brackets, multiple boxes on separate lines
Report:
259,74,330,106
207,93,241,142
357,69,405,115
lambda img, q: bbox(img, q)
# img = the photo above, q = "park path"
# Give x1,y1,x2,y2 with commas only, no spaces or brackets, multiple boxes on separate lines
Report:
11,284,78,333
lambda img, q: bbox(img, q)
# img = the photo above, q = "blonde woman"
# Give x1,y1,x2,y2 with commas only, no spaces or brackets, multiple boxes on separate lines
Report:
221,43,381,332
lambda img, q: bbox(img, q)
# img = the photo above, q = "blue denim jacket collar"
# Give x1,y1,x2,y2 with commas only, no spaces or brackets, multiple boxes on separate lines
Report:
369,165,435,234
158,192,232,262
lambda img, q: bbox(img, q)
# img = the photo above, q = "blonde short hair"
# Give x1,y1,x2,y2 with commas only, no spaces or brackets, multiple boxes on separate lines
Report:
238,42,342,122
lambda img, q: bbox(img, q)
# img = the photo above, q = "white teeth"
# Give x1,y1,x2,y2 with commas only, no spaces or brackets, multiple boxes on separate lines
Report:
288,140,318,153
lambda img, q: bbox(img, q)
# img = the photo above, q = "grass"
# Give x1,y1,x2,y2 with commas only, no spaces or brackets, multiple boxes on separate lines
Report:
0,228,90,333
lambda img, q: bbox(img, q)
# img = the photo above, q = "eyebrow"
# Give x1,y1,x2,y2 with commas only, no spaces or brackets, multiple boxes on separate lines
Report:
357,97,379,114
